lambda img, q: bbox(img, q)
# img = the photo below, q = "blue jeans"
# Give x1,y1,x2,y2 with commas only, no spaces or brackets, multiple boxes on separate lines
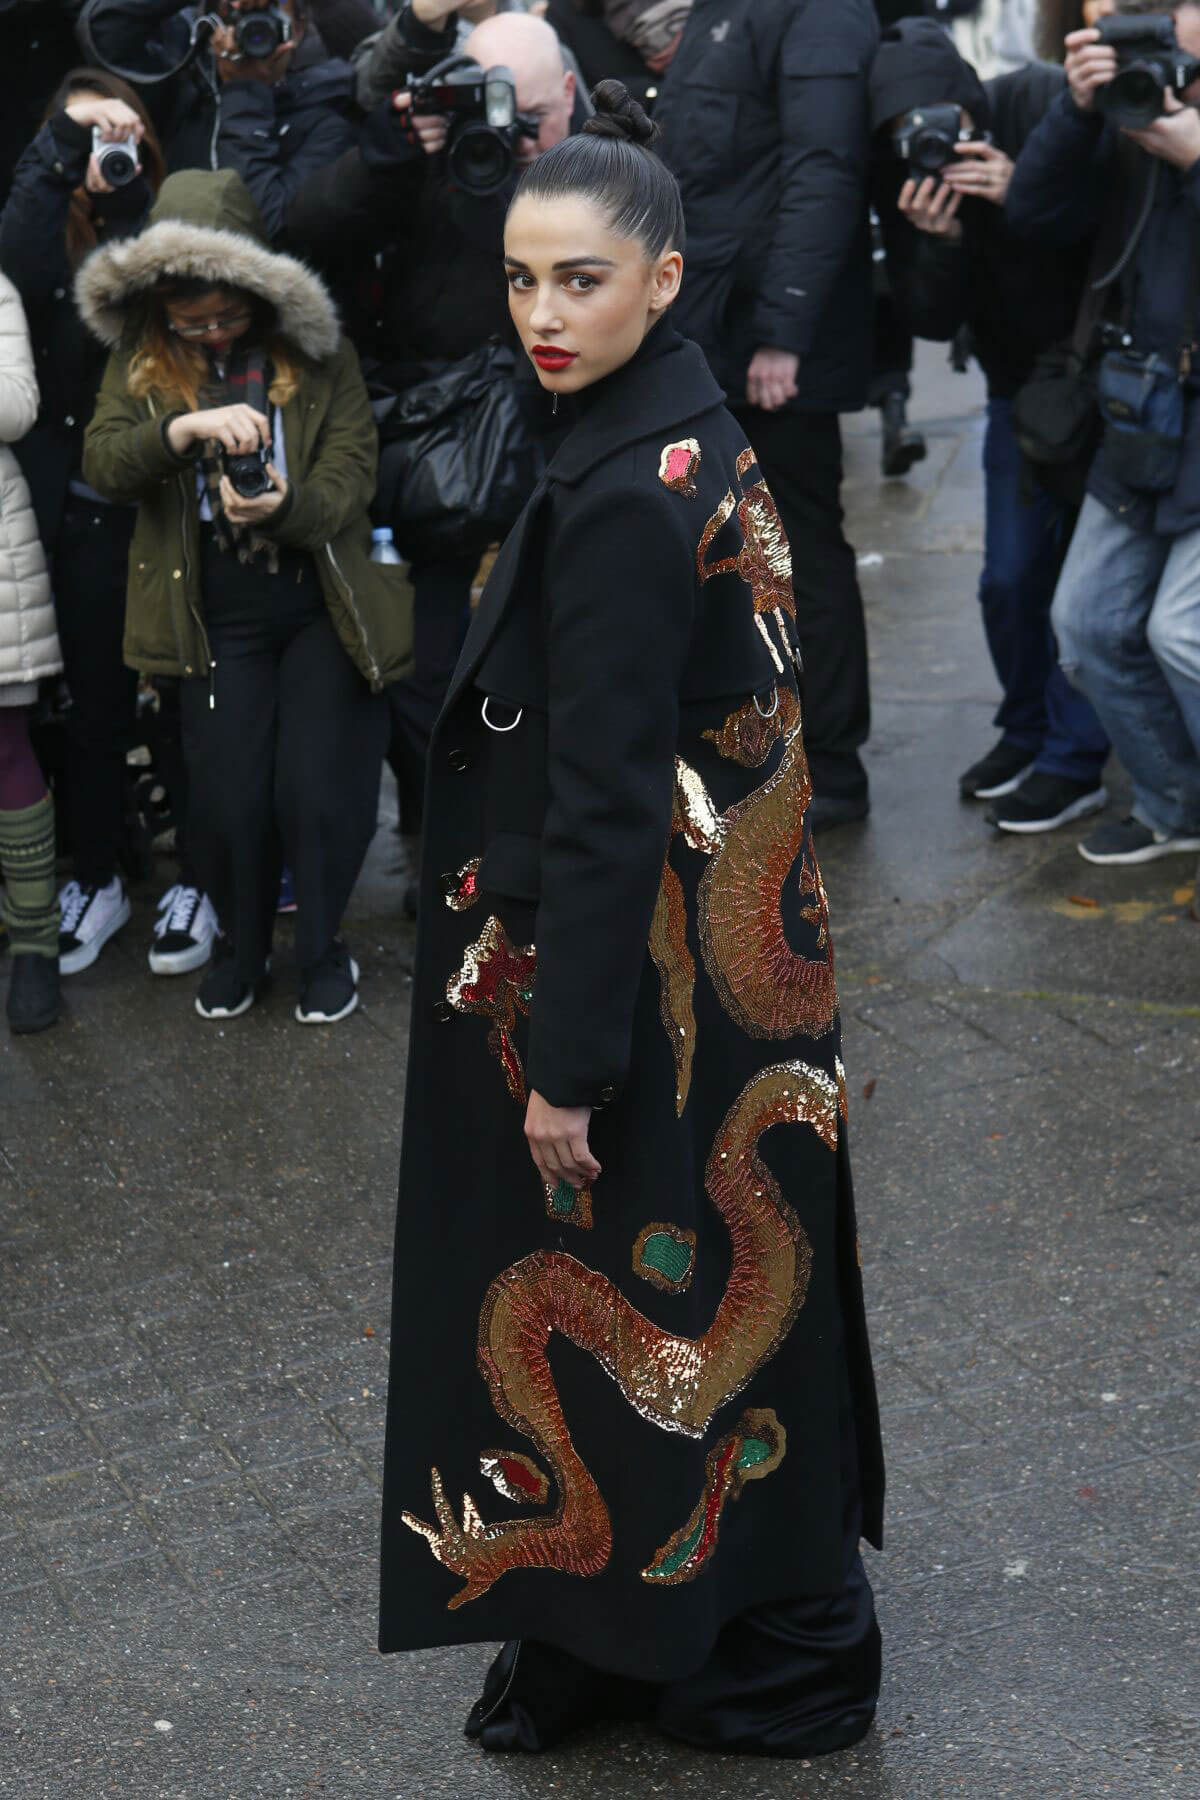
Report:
980,398,1109,783
1051,495,1200,834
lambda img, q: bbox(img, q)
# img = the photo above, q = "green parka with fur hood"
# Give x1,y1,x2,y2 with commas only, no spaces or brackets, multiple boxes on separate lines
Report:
77,171,412,690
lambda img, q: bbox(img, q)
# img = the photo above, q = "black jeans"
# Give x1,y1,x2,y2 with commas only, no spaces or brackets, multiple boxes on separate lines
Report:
52,498,138,889
180,533,388,988
733,408,870,802
386,552,476,835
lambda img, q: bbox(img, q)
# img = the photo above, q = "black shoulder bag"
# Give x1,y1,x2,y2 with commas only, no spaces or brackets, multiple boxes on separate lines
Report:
1011,146,1146,506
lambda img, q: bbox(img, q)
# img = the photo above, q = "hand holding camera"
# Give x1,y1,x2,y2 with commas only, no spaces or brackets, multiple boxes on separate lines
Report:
1063,26,1118,114
219,461,287,524
167,403,270,459
392,92,451,158
897,175,963,242
212,0,296,86
64,95,144,194
939,140,1015,208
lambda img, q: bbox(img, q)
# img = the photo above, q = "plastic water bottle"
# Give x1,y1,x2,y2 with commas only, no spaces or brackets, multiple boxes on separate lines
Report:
371,526,403,565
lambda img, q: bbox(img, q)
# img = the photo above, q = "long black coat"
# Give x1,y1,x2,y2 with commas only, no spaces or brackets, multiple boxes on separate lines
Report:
379,326,883,1680
653,0,879,414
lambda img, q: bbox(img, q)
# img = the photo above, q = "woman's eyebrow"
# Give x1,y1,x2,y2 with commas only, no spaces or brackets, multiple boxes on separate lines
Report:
553,256,616,270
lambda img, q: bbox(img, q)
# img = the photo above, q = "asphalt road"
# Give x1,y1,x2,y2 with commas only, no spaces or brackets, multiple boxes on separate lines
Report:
1,347,1197,1799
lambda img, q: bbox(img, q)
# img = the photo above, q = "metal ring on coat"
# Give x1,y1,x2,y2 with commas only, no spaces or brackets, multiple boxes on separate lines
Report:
481,697,524,734
754,685,780,719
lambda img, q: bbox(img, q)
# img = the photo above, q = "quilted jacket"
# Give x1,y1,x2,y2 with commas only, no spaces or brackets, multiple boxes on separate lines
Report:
0,272,60,689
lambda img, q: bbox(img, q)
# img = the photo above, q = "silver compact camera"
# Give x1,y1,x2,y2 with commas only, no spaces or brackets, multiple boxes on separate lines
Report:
91,128,140,187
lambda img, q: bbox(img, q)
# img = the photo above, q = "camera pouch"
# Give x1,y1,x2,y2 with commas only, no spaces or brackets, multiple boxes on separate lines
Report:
1097,349,1185,494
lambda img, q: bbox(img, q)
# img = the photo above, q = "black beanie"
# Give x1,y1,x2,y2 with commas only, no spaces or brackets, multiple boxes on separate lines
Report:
868,18,990,136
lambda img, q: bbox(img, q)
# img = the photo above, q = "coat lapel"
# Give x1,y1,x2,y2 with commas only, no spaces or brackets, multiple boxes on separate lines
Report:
440,477,550,719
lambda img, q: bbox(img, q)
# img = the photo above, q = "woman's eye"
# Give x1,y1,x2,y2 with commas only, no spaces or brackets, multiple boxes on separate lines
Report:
506,273,534,291
566,274,597,292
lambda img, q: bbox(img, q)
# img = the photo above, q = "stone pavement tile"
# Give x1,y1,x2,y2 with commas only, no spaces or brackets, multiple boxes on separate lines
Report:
170,1516,307,1592
880,1401,986,1467
896,1334,1031,1397
1117,1387,1200,1454
956,1454,1194,1562
1049,1347,1183,1411
84,1396,208,1458
258,1450,378,1520
182,1373,310,1431
30,1506,159,1578
277,1339,390,1409
223,1410,346,1472
110,1437,240,1501
912,1406,1148,1514
29,1323,145,1389
64,1549,195,1627
4,1456,129,1524
245,1307,377,1376
0,1380,75,1438
325,1395,387,1450
139,1475,274,1542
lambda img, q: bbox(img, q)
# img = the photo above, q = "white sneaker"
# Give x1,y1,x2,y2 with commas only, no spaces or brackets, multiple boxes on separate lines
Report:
58,877,132,976
148,884,218,975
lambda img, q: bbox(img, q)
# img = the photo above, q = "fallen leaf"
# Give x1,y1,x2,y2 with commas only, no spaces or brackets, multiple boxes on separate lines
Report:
862,1079,877,1101
1067,894,1100,908
362,1325,375,1338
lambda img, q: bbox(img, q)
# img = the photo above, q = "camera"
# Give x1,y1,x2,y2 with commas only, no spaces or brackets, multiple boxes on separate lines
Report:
91,127,140,188
405,55,538,197
222,443,274,499
1095,13,1200,130
232,4,292,62
892,104,989,176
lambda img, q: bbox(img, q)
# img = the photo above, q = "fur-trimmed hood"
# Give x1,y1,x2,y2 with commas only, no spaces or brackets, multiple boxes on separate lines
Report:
75,170,340,362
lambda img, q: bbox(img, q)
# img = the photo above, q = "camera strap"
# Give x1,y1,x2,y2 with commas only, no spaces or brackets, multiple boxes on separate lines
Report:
77,2,223,87
1176,226,1200,379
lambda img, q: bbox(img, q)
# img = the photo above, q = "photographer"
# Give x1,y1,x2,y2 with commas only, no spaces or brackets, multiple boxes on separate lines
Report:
1006,0,1200,865
873,19,1111,829
79,169,412,1023
653,0,880,830
0,70,214,981
288,8,577,895
81,0,358,234
542,2,686,109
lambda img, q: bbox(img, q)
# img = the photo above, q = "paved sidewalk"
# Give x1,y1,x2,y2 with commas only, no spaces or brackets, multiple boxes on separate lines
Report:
1,349,1197,1799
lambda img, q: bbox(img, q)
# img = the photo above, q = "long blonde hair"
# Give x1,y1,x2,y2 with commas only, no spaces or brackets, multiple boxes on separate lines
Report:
127,283,302,411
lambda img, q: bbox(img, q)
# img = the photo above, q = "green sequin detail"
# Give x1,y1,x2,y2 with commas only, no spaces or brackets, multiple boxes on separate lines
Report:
550,1179,577,1217
641,1231,694,1286
653,1518,705,1578
737,1437,770,1470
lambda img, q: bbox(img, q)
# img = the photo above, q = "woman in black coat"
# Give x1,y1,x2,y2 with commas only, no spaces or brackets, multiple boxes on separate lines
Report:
379,82,885,1757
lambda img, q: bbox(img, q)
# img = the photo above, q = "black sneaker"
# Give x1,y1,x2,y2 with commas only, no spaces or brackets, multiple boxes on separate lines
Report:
959,740,1036,801
149,884,218,975
296,942,359,1025
195,939,261,1020
881,393,927,479
987,772,1108,835
1078,816,1200,866
7,954,59,1035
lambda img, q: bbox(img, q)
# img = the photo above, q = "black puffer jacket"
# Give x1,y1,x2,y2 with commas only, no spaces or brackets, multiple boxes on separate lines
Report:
654,0,879,413
876,62,1091,399
1007,83,1200,533
81,0,357,221
0,107,149,543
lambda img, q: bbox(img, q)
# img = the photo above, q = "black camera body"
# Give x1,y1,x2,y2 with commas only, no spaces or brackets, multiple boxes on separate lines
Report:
405,55,538,197
892,103,989,176
91,127,140,187
222,443,274,499
233,5,292,62
1095,13,1200,130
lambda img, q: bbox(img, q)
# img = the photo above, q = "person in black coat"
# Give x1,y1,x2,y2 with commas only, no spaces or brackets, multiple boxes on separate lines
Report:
0,65,217,980
652,0,880,826
379,80,883,1757
80,0,357,230
1005,10,1200,867
871,19,1110,832
543,1,678,110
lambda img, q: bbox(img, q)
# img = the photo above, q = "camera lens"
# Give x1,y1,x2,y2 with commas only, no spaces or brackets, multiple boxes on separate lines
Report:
448,121,514,197
238,14,282,59
99,145,138,187
910,131,955,176
1101,63,1166,129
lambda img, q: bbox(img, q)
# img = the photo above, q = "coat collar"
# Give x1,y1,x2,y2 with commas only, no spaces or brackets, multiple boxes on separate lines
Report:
546,323,725,486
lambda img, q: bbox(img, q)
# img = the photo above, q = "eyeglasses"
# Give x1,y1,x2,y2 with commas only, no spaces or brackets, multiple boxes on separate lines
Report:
167,309,253,339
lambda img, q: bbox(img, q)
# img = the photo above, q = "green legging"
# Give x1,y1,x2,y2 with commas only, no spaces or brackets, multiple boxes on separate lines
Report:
0,794,58,957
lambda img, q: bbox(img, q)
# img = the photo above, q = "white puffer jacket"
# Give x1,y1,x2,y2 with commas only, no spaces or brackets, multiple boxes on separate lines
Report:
0,273,60,688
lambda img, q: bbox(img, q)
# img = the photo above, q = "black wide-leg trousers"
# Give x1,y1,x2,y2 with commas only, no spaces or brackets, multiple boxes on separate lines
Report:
733,406,871,805
180,535,388,989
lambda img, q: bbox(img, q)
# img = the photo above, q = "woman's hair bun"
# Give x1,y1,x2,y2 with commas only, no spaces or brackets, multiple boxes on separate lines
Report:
584,79,661,150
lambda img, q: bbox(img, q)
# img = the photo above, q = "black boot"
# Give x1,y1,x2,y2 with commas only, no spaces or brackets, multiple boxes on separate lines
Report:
464,1640,659,1752
7,953,60,1034
881,392,927,478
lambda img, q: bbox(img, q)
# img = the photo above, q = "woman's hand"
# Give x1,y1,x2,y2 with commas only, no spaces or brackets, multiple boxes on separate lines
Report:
524,1091,601,1192
898,174,964,241
167,404,270,457
64,97,144,194
940,139,1015,208
219,464,288,525
746,347,799,412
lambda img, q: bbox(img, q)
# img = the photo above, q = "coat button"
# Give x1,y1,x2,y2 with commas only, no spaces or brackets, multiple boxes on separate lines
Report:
184,665,193,675
172,569,182,580
432,1000,454,1023
137,562,145,571
598,1085,616,1105
447,747,471,773
64,414,74,427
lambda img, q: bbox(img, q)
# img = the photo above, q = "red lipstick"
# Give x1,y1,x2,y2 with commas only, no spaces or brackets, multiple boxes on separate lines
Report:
532,345,578,372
